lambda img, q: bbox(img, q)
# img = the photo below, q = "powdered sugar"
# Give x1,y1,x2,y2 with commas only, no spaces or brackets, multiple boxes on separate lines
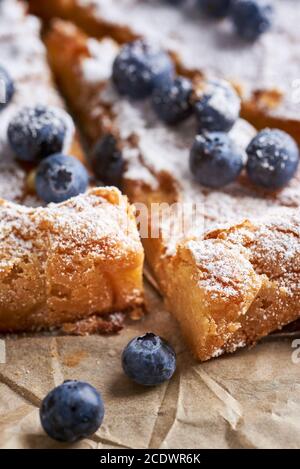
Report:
47,11,300,359
79,37,300,257
77,0,300,121
0,186,141,270
82,38,119,83
0,0,74,205
0,187,144,328
202,79,241,126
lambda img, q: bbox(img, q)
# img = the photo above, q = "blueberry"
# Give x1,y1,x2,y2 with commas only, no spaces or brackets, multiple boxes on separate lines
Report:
122,333,176,386
36,153,89,204
92,134,125,187
112,40,174,100
246,129,299,190
198,0,232,18
194,79,240,133
164,0,184,5
190,131,244,188
231,0,273,41
0,65,14,111
7,105,72,163
40,380,104,443
152,76,193,125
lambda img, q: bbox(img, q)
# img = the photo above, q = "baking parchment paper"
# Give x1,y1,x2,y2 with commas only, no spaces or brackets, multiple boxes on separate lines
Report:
1,281,300,449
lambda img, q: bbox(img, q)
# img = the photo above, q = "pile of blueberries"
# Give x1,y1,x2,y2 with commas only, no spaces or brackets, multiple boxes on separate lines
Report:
40,333,176,443
167,0,274,42
0,65,89,204
108,36,300,191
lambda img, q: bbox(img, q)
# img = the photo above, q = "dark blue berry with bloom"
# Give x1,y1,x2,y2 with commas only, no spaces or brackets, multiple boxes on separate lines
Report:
36,153,89,204
190,131,244,188
92,134,125,187
231,0,273,41
112,40,174,100
194,79,241,133
152,76,193,125
8,105,70,163
164,0,183,4
40,380,104,443
246,129,299,190
122,333,176,386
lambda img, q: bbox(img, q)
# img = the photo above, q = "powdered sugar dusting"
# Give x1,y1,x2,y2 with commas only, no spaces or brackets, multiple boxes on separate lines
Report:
0,0,74,205
83,38,119,83
0,187,144,326
50,14,300,359
77,0,300,121
0,187,142,270
79,36,300,256
203,79,241,125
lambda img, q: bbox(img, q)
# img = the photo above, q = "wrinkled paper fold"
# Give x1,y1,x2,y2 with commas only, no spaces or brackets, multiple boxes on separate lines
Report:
1,284,300,449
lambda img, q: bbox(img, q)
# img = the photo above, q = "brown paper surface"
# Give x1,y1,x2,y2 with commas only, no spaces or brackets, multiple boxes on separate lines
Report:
1,282,300,449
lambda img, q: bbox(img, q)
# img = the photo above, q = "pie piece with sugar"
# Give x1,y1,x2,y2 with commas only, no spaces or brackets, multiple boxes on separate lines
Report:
0,1,144,331
0,187,144,332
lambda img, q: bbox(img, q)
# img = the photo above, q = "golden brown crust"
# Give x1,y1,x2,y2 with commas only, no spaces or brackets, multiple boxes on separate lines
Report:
61,311,126,335
28,0,139,43
0,187,144,332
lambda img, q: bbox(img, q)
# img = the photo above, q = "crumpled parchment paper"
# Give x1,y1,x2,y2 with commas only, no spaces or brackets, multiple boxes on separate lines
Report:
1,282,300,449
